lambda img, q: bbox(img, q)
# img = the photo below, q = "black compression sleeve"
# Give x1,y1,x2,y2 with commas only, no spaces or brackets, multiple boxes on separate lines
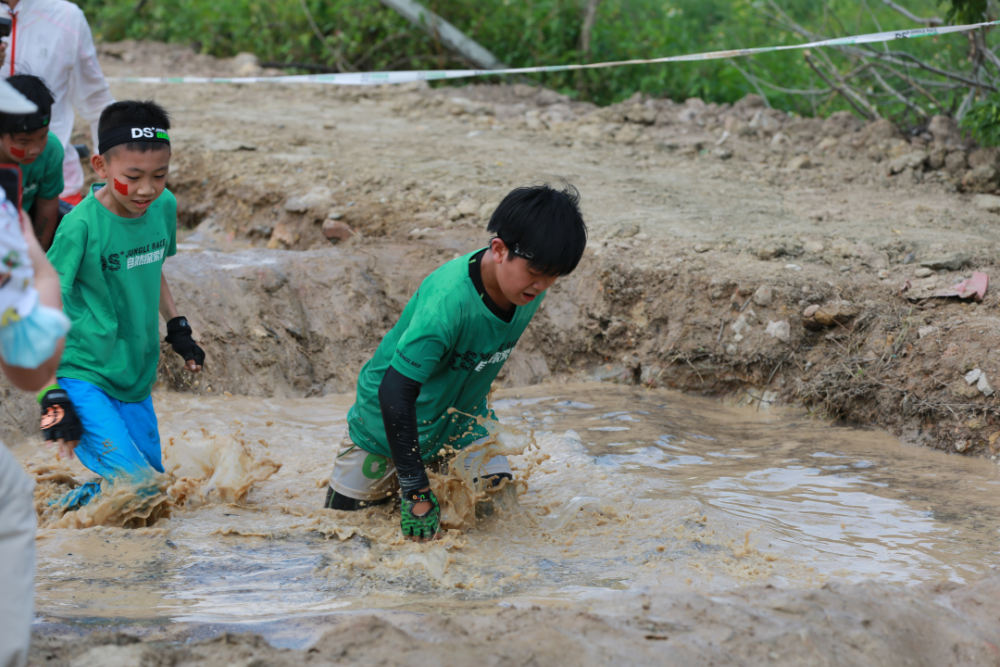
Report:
378,365,429,496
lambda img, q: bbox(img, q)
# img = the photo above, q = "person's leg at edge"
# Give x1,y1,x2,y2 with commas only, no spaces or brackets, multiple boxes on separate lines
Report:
325,440,397,511
0,446,36,667
55,378,162,508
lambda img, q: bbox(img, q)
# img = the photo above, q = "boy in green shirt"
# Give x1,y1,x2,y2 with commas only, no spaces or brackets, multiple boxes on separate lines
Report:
326,184,588,540
0,75,64,249
41,100,205,509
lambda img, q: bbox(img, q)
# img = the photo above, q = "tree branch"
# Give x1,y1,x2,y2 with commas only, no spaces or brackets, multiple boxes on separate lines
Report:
804,51,879,119
879,0,943,26
579,0,602,57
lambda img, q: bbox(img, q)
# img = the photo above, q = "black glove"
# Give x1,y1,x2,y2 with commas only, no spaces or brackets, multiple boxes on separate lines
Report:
39,386,83,442
165,316,205,367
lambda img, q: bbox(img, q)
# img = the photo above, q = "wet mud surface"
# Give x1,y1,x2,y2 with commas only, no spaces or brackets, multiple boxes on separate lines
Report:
14,384,1000,664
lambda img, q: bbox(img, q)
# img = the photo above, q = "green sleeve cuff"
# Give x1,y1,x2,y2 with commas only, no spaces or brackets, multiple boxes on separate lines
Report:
36,383,60,404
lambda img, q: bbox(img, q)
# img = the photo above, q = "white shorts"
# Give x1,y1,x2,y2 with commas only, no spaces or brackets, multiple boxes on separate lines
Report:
328,436,512,502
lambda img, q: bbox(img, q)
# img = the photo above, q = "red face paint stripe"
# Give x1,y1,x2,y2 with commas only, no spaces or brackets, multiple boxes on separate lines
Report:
8,146,24,158
113,179,129,196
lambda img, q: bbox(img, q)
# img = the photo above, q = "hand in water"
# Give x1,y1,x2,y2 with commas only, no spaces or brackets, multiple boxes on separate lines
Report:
401,487,441,542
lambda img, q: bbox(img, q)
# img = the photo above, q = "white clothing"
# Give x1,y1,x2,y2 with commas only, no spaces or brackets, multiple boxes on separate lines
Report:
0,444,35,667
0,188,36,325
1,0,115,198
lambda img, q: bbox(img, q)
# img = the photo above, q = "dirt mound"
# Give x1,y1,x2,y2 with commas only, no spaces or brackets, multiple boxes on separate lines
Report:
29,569,1000,666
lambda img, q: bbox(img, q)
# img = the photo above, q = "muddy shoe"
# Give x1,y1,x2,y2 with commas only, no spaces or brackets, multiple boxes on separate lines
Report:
50,479,102,510
323,485,390,511
400,489,440,540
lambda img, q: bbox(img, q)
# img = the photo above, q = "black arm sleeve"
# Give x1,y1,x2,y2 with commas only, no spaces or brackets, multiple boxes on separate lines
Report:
378,365,429,496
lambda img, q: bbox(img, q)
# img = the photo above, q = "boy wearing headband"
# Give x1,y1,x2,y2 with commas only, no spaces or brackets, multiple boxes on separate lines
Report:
0,75,63,249
325,183,587,541
43,100,205,510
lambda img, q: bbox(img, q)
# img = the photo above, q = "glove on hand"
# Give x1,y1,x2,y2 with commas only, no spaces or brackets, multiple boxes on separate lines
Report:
400,488,441,540
39,386,83,442
165,316,205,367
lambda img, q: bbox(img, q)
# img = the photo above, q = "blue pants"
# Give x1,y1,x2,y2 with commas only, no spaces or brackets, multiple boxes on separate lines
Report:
58,378,163,485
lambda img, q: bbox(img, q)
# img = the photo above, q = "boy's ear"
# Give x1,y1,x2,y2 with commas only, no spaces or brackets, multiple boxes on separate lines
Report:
489,237,508,263
90,153,108,179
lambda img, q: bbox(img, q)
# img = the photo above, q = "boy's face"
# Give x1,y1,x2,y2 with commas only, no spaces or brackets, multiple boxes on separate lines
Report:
1,126,48,165
493,239,559,306
92,146,171,215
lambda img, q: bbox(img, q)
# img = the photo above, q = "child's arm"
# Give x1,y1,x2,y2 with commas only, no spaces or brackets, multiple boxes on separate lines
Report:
159,273,204,373
379,366,439,541
1,212,63,389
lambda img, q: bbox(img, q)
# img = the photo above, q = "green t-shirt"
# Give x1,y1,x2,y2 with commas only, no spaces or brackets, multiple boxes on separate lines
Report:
48,185,178,402
20,131,64,212
347,249,545,460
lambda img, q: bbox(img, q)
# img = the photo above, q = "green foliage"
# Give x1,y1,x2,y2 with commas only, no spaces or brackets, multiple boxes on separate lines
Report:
74,0,983,117
961,95,1000,146
939,0,989,24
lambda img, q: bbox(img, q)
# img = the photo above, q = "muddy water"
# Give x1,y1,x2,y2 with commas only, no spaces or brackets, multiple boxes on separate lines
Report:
12,382,1000,647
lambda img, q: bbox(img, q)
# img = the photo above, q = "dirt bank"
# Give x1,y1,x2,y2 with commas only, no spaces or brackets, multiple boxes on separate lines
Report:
28,569,1000,666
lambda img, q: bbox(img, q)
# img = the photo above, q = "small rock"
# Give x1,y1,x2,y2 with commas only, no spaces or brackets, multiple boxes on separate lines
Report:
804,300,859,329
887,151,928,175
920,253,971,271
816,137,839,152
915,267,934,278
962,165,1000,193
693,243,711,253
284,187,335,217
917,326,939,339
968,147,1000,169
605,222,641,239
713,147,733,160
753,284,774,307
965,369,983,385
974,194,1000,212
784,264,802,271
267,221,297,249
822,111,862,138
803,241,824,254
902,252,916,265
322,219,354,242
757,245,779,261
327,209,343,220
787,155,812,170
765,320,791,342
978,373,995,397
478,201,499,220
803,305,820,318
945,150,968,175
731,310,756,342
725,343,738,356
455,198,481,217
955,440,970,453
447,208,462,221
233,52,263,78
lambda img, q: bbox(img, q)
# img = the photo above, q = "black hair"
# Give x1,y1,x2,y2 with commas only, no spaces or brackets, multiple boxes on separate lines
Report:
99,99,172,157
0,74,54,136
487,182,588,276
